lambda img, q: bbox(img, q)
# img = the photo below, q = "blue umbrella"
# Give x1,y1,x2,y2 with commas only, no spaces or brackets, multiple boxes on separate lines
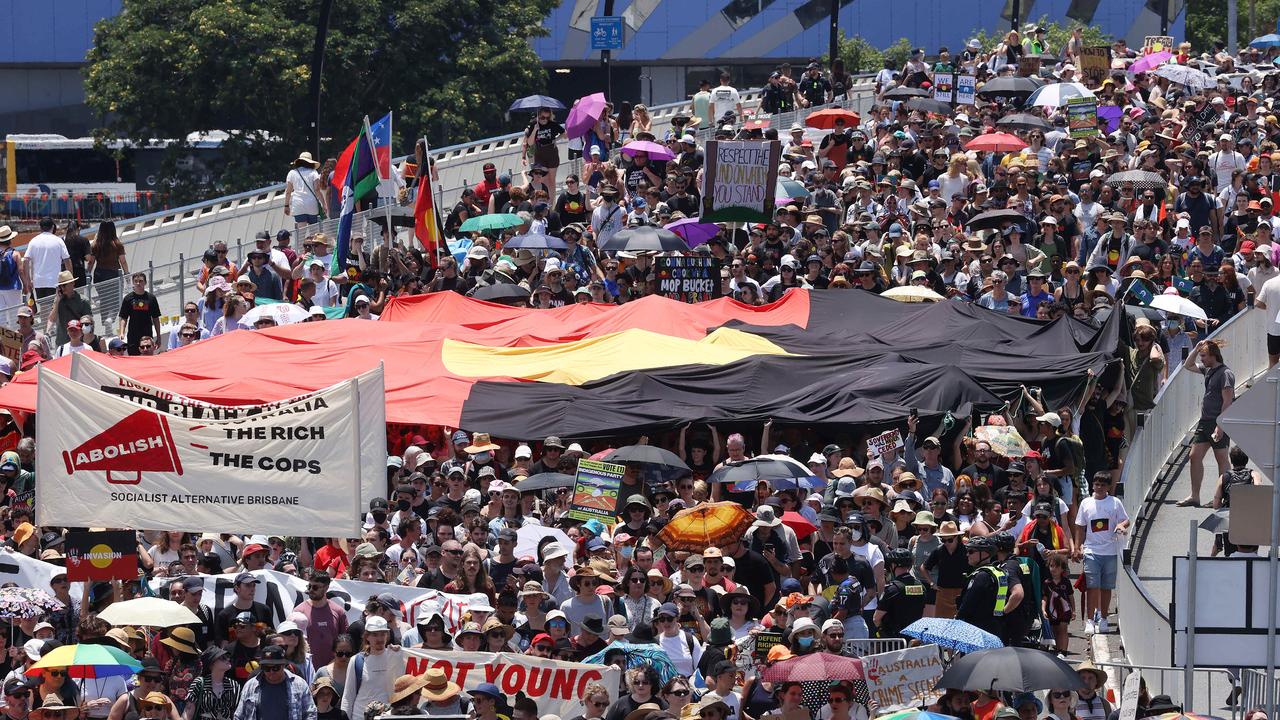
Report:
902,617,1003,654
1251,33,1280,49
777,178,810,199
584,642,678,685
504,233,568,250
509,95,566,112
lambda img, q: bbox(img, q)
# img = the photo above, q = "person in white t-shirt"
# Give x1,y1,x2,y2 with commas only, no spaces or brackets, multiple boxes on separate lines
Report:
23,217,70,299
1210,135,1247,193
285,152,323,228
1072,473,1129,635
708,72,743,124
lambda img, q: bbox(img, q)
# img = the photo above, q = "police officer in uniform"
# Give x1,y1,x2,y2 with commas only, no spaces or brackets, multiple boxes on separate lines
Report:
993,531,1039,647
873,548,926,639
955,535,1009,640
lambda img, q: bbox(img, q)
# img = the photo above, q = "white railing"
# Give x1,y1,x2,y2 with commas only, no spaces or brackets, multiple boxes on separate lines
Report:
1118,307,1269,672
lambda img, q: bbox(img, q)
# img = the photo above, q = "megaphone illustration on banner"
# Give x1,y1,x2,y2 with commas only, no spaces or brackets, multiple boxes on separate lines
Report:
61,409,183,485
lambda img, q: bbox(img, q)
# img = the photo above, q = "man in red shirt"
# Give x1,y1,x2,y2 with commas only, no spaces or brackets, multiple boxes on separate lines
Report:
292,571,349,667
474,163,501,206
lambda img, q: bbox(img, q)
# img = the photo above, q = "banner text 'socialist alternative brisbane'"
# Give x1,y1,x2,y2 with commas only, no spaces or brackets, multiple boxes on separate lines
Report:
35,367,362,536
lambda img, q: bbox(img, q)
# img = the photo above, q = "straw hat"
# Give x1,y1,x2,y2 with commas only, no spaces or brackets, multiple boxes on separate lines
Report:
1075,659,1108,685
893,471,923,492
935,520,964,537
295,151,320,167
389,671,430,702
160,627,199,655
463,432,501,453
912,511,938,528
645,568,673,595
829,457,864,479
0,227,16,243
56,271,75,287
852,485,887,509
570,563,617,589
481,617,514,642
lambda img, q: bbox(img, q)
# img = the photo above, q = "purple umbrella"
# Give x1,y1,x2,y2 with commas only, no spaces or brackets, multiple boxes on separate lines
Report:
665,218,721,247
566,92,608,140
620,140,676,161
1129,51,1171,75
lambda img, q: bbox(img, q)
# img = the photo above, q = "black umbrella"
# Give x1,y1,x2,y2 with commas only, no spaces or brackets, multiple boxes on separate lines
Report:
505,232,568,250
603,444,691,483
936,647,1086,693
966,209,1031,232
599,225,687,254
515,472,577,492
369,206,417,231
905,98,955,116
882,86,930,100
706,454,824,491
995,113,1052,132
471,283,531,304
977,76,1041,100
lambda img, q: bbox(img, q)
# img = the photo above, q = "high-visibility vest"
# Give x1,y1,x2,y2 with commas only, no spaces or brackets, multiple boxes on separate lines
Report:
978,566,1011,616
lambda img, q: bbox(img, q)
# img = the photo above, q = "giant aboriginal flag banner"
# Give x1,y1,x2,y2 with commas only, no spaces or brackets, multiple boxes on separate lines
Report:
35,368,362,536
68,353,387,508
403,649,620,718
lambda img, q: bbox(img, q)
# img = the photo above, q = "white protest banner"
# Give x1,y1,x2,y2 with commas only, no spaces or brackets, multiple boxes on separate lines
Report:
153,569,475,630
0,548,85,595
867,428,902,458
862,644,945,713
36,368,361,536
404,649,620,718
701,140,781,223
69,354,387,508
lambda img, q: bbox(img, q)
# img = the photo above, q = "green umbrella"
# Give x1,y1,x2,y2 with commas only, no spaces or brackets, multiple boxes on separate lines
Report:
459,214,524,232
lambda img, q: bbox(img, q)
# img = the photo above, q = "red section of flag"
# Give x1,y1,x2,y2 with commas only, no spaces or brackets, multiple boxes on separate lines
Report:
414,179,441,265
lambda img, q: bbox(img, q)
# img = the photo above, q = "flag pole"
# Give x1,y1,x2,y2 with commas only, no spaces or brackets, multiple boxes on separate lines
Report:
378,113,394,274
421,134,446,263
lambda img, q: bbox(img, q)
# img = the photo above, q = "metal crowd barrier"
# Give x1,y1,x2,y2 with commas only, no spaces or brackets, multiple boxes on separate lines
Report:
1095,662,1241,720
1242,668,1280,715
842,637,907,657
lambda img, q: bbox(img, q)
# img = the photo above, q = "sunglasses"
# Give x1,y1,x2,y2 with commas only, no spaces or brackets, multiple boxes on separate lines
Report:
1051,691,1072,699
335,651,354,657
46,670,66,677
263,666,285,673
669,690,690,697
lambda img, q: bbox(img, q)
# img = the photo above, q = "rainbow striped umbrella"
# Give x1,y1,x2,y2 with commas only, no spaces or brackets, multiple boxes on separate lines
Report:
28,643,142,678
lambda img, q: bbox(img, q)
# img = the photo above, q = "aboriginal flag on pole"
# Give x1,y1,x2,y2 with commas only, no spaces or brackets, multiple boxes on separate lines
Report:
414,147,442,266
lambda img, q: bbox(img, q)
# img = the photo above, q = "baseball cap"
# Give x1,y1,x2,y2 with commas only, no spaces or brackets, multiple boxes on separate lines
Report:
234,571,259,585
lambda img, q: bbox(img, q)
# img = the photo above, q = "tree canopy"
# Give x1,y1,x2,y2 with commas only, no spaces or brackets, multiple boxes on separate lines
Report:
85,0,556,201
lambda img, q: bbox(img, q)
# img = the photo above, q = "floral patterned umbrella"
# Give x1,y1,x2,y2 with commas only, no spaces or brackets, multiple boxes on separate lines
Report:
0,587,64,620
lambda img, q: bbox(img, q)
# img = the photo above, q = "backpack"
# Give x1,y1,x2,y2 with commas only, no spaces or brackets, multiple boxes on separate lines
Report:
0,249,17,288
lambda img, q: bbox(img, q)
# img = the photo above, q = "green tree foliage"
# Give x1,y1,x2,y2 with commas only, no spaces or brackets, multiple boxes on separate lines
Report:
85,0,556,201
1187,0,1280,52
828,34,911,73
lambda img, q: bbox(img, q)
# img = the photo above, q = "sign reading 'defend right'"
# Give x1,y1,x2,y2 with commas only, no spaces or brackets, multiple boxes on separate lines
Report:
701,140,781,223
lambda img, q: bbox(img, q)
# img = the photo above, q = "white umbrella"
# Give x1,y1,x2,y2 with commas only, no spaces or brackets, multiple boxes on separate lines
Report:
515,525,579,564
1027,82,1096,108
1153,64,1215,90
1149,293,1208,322
98,597,202,628
240,302,311,328
882,285,946,302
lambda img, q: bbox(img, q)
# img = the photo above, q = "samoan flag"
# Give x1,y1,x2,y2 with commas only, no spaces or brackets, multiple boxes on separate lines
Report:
332,112,392,190
333,117,381,276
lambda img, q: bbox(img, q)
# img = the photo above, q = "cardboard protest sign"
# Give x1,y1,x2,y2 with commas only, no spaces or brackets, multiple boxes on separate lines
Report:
404,649,621,718
932,73,955,104
36,368,362,536
1017,56,1041,77
753,630,783,661
954,75,976,106
65,531,137,581
701,140,781,223
69,353,387,508
1067,96,1099,138
1119,668,1142,720
1080,47,1110,88
656,256,722,303
1143,36,1174,55
0,327,20,365
567,458,624,524
862,644,945,713
867,428,902,458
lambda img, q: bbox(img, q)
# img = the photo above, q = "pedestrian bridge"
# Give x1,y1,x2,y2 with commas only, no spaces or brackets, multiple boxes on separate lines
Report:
103,81,875,273
1117,307,1270,713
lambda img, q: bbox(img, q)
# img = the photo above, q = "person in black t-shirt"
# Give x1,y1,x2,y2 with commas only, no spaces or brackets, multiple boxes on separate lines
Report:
117,272,161,355
555,175,590,225
797,63,831,107
212,573,273,648
726,539,776,609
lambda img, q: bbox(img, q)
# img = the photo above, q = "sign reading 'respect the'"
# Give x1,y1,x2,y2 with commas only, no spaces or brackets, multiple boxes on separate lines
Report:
701,140,781,223
35,367,362,536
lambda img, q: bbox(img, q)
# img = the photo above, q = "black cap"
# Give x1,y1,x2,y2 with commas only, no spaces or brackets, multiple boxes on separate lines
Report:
582,615,606,634
254,230,271,240
4,677,35,695
369,497,389,511
259,644,289,666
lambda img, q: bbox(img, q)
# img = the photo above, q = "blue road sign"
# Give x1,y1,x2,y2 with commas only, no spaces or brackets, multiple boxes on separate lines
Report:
590,16,624,51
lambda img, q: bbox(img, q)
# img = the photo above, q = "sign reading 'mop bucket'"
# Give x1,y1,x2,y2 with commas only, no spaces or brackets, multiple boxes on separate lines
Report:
36,367,362,535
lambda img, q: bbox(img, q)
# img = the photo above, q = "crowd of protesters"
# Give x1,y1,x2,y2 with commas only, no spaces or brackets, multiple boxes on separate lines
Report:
1,21,1278,720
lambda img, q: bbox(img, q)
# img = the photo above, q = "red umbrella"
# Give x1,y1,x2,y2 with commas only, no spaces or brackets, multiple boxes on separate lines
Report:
805,108,861,130
763,652,865,682
780,511,817,539
965,132,1028,153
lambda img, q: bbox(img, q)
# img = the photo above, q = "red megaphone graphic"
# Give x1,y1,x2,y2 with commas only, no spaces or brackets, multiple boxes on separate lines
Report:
61,409,183,485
